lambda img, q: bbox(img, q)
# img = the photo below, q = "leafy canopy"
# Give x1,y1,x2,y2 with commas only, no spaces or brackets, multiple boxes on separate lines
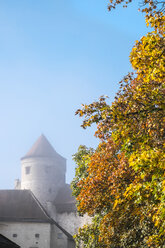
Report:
72,1,165,247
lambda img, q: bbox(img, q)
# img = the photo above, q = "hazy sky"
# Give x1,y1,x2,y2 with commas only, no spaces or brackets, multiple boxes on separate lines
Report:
0,0,150,189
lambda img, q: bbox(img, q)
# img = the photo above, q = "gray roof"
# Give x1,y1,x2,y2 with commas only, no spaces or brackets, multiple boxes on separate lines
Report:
21,134,65,160
55,184,76,213
0,234,20,248
0,190,52,223
0,190,74,240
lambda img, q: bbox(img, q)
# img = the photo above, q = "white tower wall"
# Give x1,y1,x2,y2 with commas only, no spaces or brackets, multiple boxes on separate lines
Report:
21,156,66,206
20,135,66,208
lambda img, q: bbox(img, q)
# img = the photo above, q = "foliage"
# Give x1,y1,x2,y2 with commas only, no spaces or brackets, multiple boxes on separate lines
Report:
72,1,165,247
108,0,165,17
74,215,106,248
71,145,94,211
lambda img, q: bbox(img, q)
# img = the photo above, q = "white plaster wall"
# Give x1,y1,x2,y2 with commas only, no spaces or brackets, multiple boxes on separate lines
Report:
21,157,66,207
0,222,51,248
50,224,68,248
57,213,92,236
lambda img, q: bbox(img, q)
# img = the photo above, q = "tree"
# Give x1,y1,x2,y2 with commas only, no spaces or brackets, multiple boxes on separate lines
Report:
72,1,165,247
108,0,165,17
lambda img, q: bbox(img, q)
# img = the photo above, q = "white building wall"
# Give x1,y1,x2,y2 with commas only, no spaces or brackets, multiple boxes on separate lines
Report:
0,222,51,248
50,224,68,248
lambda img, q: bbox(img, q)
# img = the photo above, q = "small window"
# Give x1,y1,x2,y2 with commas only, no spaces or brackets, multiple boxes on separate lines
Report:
57,233,63,239
25,166,31,174
35,233,40,238
13,234,17,238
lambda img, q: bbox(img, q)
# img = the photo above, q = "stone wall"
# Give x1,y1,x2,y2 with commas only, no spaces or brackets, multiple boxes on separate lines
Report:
57,212,92,236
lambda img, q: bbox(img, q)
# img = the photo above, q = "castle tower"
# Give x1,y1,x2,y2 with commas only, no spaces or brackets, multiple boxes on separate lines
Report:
20,135,66,207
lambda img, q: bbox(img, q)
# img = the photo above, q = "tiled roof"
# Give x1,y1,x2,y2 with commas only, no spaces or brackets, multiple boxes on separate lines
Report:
0,190,52,223
21,134,65,160
0,190,74,240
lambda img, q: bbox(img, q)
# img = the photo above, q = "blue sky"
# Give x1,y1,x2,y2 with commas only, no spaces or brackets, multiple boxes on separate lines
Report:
0,0,149,189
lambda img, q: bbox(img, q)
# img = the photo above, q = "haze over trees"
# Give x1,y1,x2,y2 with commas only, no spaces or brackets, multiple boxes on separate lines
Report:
71,0,165,247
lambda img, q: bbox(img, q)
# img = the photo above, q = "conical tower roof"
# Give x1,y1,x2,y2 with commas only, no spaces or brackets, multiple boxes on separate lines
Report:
21,134,61,160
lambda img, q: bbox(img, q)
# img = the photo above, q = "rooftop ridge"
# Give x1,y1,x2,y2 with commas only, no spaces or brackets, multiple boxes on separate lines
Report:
29,190,52,220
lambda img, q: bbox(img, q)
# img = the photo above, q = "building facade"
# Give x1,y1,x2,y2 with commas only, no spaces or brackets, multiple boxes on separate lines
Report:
0,135,89,248
0,189,74,248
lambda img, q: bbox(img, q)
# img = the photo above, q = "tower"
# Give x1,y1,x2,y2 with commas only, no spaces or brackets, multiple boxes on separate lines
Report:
20,135,66,207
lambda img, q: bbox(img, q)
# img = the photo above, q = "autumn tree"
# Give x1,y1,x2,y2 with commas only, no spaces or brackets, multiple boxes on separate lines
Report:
72,0,165,247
